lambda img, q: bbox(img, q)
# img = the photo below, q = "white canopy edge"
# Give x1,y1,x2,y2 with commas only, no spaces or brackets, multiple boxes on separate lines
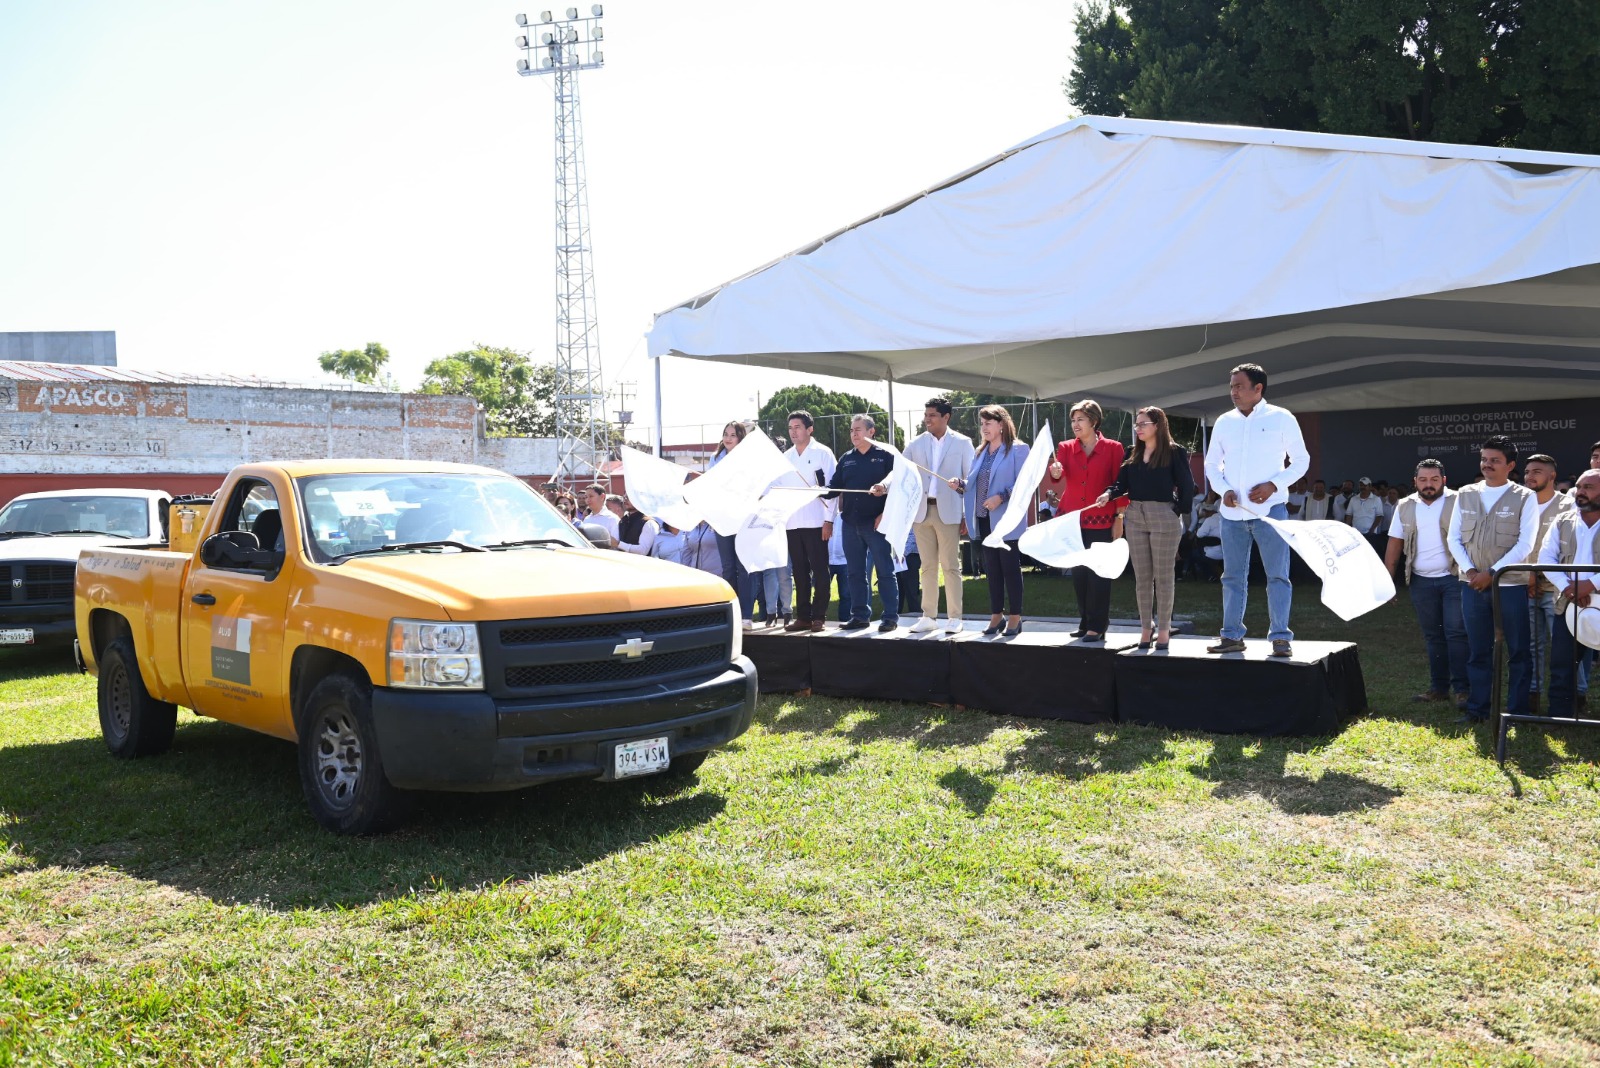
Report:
646,117,1600,416
652,116,1600,332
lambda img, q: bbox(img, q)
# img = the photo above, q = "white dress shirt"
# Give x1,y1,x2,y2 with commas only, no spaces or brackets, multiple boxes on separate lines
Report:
1347,492,1385,534
1203,399,1310,522
782,440,837,529
617,516,659,556
1447,481,1538,583
585,510,620,539
1537,511,1600,594
1387,493,1454,578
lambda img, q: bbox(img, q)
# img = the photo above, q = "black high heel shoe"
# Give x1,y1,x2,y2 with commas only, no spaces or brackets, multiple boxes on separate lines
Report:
1003,620,1023,637
982,618,1004,636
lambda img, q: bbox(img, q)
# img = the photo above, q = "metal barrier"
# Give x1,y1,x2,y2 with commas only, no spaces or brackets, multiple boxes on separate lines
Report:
1491,562,1600,764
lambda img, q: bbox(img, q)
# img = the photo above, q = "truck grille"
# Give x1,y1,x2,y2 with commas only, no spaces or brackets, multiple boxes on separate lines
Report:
483,603,734,699
0,563,77,605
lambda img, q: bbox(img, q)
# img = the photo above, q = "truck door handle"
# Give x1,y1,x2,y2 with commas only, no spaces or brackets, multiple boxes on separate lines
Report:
191,593,216,606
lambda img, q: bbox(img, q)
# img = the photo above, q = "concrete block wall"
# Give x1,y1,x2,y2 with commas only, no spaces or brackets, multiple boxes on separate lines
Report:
0,373,559,502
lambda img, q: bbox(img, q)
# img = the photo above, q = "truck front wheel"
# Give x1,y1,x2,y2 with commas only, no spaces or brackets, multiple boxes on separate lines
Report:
297,673,405,835
98,637,177,758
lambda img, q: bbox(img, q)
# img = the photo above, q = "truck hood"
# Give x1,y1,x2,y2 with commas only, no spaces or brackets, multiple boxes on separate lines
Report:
328,545,736,619
0,534,138,564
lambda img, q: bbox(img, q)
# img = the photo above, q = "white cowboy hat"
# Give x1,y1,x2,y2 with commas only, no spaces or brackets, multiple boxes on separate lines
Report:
1564,600,1600,652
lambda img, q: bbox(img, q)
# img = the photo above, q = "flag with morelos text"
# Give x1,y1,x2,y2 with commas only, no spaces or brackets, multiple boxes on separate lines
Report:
1258,516,1394,620
1017,506,1130,578
618,446,702,532
734,489,830,572
681,431,795,537
983,422,1053,550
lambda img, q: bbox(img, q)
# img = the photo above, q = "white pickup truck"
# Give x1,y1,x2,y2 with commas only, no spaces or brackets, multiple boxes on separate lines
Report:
0,488,172,647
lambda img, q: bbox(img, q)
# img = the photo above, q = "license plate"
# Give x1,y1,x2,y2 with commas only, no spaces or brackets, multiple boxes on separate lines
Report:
0,628,34,645
614,736,670,778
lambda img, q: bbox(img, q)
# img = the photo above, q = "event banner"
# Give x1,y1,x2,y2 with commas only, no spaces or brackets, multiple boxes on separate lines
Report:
1313,398,1592,486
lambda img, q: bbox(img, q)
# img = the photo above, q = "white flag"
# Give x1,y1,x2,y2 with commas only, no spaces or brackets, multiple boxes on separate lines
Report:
1258,516,1394,620
734,490,829,572
681,431,794,537
983,421,1053,549
618,446,702,532
861,438,924,571
1017,507,1130,579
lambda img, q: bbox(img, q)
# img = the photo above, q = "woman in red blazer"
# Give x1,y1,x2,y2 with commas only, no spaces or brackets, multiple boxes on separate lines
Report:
1047,399,1125,641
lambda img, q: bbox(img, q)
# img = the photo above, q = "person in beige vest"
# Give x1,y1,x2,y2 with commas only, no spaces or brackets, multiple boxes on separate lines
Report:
903,395,975,635
1522,454,1577,714
1446,435,1539,723
1383,458,1467,708
1533,469,1600,716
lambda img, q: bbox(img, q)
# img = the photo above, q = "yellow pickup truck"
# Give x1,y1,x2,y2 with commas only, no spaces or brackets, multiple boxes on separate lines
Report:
74,460,756,834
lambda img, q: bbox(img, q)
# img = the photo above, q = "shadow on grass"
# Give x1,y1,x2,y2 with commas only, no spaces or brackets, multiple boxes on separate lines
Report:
0,643,80,683
764,698,1398,817
0,719,725,911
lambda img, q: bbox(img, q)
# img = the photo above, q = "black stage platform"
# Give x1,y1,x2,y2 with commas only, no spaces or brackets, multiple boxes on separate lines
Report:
745,620,1366,736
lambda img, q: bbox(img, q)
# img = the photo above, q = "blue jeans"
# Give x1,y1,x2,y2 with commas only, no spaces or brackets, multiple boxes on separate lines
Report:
843,519,898,624
1548,608,1580,716
716,533,753,621
830,563,853,622
1220,504,1292,642
1410,573,1468,696
750,566,793,621
1461,582,1530,717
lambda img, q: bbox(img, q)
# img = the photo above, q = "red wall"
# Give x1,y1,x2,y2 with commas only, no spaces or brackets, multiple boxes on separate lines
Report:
0,472,227,506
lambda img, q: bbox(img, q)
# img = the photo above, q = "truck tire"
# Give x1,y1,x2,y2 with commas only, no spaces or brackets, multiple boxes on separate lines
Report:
98,637,178,759
296,672,405,835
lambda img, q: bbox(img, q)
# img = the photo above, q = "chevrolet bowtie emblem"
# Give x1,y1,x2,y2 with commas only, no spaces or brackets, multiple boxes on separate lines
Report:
612,637,654,659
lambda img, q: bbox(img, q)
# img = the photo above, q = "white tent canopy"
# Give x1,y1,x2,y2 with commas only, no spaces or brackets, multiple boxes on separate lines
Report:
647,116,1600,419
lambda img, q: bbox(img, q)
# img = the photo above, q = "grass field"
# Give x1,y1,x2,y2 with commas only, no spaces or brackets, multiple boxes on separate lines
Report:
2,573,1599,1066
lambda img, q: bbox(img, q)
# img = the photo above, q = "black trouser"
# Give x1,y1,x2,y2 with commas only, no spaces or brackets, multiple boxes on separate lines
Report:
976,515,1023,615
1074,525,1114,633
786,526,830,622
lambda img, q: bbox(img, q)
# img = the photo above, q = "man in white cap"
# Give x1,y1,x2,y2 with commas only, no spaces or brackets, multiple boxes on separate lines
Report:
1534,469,1600,716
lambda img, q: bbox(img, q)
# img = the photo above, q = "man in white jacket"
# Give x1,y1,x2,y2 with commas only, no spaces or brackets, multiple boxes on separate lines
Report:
902,396,976,634
1202,363,1310,658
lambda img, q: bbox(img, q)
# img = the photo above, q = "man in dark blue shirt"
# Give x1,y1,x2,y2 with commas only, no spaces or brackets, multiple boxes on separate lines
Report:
826,414,899,631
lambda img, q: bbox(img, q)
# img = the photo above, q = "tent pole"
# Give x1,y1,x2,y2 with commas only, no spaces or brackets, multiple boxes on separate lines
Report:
885,370,895,441
1031,392,1039,439
653,355,665,454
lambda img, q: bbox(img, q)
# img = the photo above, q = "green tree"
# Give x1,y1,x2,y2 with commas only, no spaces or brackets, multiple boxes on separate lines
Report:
756,385,903,453
419,344,562,438
318,342,395,389
1065,0,1600,153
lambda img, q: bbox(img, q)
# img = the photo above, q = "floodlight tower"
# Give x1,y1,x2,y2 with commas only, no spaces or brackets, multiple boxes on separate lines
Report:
516,6,607,486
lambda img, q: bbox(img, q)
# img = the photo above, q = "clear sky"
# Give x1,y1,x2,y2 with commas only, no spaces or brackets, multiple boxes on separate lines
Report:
0,0,1080,444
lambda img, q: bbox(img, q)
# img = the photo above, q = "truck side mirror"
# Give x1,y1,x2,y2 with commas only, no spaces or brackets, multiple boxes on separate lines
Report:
578,522,613,549
200,530,261,568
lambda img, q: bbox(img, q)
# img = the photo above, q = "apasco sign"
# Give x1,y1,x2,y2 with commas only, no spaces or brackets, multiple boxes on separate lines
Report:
18,382,187,418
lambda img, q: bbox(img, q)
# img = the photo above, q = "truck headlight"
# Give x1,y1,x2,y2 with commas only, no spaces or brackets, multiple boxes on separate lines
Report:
388,619,484,689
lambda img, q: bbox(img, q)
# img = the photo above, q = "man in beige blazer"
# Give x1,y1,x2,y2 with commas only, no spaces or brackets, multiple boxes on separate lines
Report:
903,396,976,634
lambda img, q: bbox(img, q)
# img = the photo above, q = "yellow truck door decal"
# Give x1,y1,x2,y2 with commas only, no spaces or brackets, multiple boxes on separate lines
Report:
211,615,252,685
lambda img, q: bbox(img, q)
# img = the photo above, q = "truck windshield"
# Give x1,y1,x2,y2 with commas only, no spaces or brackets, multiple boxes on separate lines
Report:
296,472,587,563
0,495,150,538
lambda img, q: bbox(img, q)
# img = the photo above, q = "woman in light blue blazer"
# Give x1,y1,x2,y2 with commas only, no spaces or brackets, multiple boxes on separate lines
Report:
956,405,1031,636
